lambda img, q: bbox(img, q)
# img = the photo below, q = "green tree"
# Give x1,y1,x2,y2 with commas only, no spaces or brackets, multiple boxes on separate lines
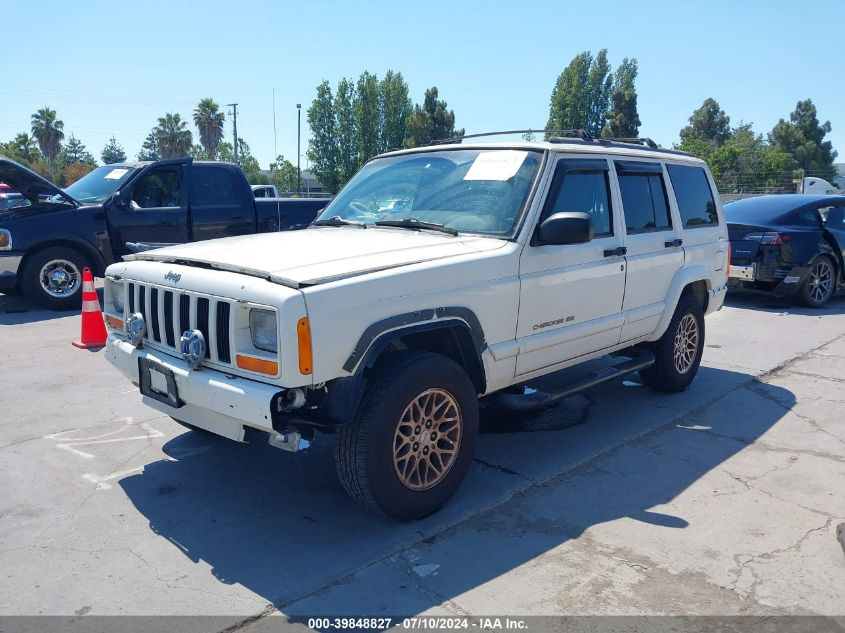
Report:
679,98,731,148
270,155,299,192
101,136,127,164
306,80,340,193
379,70,412,152
193,98,225,159
188,144,209,160
602,58,640,138
138,132,160,161
586,50,613,137
58,134,96,166
769,99,837,180
153,113,193,159
3,133,42,163
217,138,260,181
355,71,381,166
30,106,65,168
546,51,591,136
334,77,358,184
404,87,464,148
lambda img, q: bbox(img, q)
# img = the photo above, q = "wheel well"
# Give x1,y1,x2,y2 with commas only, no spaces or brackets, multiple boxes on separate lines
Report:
680,280,709,313
365,324,486,394
19,240,105,280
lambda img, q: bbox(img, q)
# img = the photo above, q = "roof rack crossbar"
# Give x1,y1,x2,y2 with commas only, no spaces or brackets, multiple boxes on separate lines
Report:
427,129,593,146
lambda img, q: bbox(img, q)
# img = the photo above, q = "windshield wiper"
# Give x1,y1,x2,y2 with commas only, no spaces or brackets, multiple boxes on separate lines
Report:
374,218,458,236
312,216,367,228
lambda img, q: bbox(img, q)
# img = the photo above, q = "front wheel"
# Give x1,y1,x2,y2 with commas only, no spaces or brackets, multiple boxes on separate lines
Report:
640,295,705,393
799,256,835,307
21,246,91,311
334,350,479,520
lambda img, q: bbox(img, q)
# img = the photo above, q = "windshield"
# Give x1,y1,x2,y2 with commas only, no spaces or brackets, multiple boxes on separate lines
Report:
62,165,136,204
315,148,543,237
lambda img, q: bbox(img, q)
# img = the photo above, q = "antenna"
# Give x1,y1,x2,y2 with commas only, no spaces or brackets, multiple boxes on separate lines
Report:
272,89,277,161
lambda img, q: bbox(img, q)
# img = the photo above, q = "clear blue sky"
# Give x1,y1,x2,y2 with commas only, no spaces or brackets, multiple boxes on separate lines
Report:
2,0,842,171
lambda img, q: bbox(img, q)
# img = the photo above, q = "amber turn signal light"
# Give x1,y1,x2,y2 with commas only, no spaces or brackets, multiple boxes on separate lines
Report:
236,354,279,376
297,317,313,375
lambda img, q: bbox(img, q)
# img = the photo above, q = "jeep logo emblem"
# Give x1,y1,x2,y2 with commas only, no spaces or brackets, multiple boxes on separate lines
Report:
165,271,182,284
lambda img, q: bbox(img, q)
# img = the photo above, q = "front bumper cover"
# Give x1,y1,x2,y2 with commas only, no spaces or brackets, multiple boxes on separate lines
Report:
105,335,281,441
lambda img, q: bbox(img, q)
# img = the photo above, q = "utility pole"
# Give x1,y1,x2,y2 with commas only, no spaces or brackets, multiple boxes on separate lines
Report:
226,103,239,164
296,103,302,196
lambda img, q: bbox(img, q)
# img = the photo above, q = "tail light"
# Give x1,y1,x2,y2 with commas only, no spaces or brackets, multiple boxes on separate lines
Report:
745,231,788,245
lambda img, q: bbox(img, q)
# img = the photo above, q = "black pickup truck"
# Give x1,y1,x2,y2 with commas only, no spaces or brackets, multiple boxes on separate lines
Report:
0,157,328,310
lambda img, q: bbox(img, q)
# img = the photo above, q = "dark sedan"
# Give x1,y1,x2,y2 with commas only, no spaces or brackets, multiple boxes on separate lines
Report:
726,194,845,306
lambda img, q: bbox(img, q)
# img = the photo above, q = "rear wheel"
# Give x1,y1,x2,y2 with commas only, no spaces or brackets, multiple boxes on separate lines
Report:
799,256,835,307
21,246,91,311
334,350,479,520
640,295,705,393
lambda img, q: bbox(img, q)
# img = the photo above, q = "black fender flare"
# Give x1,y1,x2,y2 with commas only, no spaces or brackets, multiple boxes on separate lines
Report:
19,236,110,278
343,307,488,390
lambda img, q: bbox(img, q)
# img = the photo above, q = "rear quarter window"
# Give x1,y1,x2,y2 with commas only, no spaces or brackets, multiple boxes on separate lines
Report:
667,164,719,228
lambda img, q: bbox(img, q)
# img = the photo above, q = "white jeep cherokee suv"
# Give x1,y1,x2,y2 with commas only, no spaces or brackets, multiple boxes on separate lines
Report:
103,136,729,520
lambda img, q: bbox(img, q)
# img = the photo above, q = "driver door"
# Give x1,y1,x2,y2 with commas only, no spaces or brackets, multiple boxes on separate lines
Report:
515,157,627,376
107,159,190,258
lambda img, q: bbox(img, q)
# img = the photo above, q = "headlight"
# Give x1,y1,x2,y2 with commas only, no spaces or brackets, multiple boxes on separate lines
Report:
110,282,125,314
250,309,278,353
0,229,11,250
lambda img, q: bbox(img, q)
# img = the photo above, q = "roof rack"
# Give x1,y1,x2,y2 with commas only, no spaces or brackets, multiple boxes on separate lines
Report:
428,129,592,145
422,129,691,157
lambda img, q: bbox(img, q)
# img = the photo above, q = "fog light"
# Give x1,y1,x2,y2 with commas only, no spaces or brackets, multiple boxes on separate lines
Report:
180,330,206,370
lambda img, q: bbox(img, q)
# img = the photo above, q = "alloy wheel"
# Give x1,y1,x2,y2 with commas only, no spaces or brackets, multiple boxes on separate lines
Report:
392,388,462,491
39,259,82,298
808,260,833,305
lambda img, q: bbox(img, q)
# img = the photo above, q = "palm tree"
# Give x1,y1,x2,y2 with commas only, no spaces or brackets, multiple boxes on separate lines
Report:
30,107,64,168
12,133,41,162
153,113,193,159
193,98,225,159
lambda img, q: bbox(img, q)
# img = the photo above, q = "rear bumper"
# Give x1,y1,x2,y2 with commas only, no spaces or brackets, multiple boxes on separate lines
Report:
0,252,22,290
104,334,281,441
727,262,810,297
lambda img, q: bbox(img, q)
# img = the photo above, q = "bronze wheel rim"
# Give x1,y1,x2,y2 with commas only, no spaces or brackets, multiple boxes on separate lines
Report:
392,388,462,491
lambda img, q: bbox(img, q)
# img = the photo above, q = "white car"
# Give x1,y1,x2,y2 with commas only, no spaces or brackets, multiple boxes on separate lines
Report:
103,136,729,519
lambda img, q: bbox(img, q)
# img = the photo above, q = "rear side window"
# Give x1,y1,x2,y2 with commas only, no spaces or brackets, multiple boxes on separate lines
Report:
618,173,671,233
544,164,613,236
191,167,239,206
667,164,719,228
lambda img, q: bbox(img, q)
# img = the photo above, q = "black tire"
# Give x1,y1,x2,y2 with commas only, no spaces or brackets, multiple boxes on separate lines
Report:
798,256,836,308
640,295,705,393
334,350,479,520
21,246,91,311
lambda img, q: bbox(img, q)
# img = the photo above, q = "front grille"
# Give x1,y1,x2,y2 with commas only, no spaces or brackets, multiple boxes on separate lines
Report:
129,283,234,366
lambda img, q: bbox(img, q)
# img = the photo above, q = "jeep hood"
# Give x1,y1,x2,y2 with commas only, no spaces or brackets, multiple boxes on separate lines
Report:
0,157,78,206
129,227,507,287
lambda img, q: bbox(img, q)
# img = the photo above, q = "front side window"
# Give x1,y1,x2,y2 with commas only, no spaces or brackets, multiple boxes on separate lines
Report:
131,167,181,209
314,149,543,237
618,173,671,234
543,167,612,236
667,164,718,227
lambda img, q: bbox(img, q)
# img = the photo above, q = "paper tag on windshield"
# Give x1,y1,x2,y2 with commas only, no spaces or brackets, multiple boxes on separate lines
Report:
104,168,129,180
464,150,527,181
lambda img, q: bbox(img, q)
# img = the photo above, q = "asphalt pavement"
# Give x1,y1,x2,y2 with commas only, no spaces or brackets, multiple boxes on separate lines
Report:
1,290,844,626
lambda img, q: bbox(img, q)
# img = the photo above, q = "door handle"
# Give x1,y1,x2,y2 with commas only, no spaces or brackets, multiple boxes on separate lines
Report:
664,238,683,248
603,246,627,257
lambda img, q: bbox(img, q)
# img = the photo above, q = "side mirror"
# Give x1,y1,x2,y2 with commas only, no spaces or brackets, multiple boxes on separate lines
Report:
534,211,593,246
111,189,130,209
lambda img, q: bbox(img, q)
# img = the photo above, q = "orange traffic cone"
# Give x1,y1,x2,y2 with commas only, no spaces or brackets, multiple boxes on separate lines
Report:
72,268,108,349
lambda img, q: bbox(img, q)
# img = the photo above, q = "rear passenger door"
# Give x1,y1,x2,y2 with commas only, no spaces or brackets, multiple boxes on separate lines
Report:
516,158,626,375
614,161,684,342
189,165,254,242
